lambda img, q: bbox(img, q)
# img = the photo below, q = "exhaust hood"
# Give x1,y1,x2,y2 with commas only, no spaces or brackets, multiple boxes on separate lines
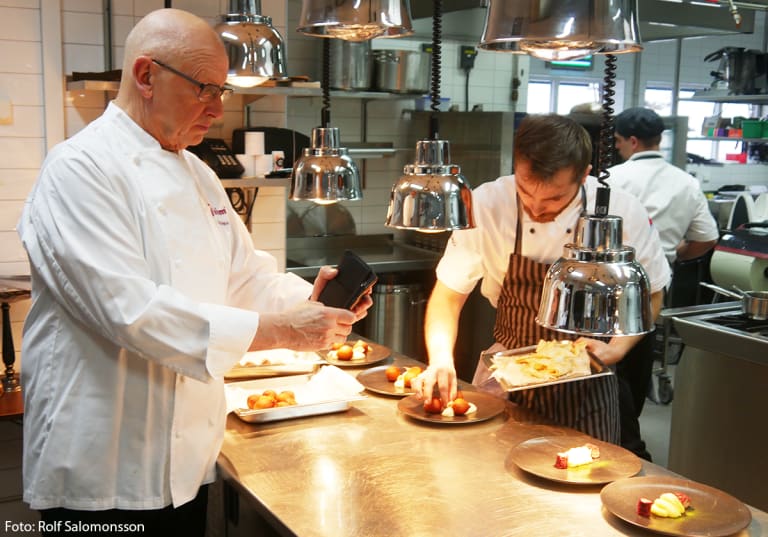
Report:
409,0,762,42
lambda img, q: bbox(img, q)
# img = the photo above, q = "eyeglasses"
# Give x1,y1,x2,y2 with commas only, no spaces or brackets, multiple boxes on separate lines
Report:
151,59,234,103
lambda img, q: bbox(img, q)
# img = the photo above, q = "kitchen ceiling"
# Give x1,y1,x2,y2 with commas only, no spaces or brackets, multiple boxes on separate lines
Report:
409,0,766,42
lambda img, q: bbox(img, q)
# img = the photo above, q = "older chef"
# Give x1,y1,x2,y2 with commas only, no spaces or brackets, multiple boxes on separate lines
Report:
413,114,670,451
17,8,370,536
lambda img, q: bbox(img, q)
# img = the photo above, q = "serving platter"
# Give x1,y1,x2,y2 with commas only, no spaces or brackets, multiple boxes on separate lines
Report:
507,435,642,485
322,341,391,367
356,365,416,397
481,345,612,392
397,391,506,425
600,476,752,537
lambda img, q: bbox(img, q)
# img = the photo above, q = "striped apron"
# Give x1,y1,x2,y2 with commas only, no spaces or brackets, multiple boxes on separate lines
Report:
473,187,620,443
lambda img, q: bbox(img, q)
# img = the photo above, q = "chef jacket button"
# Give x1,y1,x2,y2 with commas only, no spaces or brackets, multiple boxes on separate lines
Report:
566,228,572,234
174,259,181,266
529,228,535,234
133,156,140,165
157,204,166,215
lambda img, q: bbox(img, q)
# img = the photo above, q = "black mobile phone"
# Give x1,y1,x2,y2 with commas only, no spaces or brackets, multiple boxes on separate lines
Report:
318,250,378,310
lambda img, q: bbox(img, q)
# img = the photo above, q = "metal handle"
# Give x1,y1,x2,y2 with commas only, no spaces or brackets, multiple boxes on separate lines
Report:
699,281,743,299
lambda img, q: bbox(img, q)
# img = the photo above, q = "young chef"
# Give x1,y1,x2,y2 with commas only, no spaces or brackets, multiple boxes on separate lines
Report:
412,114,670,449
17,9,371,536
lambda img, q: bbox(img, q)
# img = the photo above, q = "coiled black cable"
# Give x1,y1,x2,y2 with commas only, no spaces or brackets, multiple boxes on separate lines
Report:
594,54,617,217
321,38,331,128
597,54,617,187
429,0,442,139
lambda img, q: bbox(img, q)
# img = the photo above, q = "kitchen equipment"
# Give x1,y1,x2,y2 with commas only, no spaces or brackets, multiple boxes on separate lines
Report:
372,49,429,93
362,282,426,358
329,39,372,90
710,223,768,292
670,305,768,510
699,282,768,320
705,47,766,95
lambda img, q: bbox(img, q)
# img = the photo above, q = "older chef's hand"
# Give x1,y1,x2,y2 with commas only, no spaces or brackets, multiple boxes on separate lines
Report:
310,265,374,323
411,362,458,405
251,301,358,351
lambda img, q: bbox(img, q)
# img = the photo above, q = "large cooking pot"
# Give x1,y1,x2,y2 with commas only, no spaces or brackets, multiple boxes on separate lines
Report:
330,40,372,91
699,282,768,320
372,50,429,94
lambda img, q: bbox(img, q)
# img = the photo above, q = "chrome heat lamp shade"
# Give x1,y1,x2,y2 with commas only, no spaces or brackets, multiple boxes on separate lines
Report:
537,214,653,336
215,0,286,87
290,127,362,204
297,0,413,41
385,139,474,231
479,0,642,60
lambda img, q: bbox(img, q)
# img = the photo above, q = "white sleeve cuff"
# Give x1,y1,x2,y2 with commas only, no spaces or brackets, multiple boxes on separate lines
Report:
199,302,260,378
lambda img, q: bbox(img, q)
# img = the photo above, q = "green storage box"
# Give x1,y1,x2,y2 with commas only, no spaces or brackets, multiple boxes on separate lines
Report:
742,120,761,138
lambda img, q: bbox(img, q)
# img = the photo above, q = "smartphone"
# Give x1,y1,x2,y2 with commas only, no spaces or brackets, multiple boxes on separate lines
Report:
318,250,378,310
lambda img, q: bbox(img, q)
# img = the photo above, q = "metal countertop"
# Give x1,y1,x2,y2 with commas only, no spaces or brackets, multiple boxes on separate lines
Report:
218,352,768,537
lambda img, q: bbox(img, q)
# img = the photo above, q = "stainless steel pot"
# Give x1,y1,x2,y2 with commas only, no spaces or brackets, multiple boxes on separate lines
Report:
699,282,768,320
330,40,372,91
372,50,429,94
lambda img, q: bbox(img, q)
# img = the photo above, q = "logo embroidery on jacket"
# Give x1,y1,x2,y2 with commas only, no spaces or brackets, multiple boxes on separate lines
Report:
209,205,230,226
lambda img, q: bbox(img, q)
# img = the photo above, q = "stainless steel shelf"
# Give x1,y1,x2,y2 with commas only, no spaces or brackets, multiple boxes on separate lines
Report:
66,79,119,92
688,137,767,142
220,177,290,188
686,92,768,104
65,78,421,101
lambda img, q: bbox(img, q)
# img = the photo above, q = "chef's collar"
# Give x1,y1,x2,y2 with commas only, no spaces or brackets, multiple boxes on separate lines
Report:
628,150,665,162
107,101,167,152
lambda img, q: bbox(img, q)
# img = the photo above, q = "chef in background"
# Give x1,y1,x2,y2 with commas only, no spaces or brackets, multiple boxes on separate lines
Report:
412,114,669,455
609,107,719,266
17,9,371,536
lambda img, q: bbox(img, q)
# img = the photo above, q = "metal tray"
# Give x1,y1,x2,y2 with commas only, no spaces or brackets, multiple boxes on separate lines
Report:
481,345,612,393
224,350,323,380
228,375,365,424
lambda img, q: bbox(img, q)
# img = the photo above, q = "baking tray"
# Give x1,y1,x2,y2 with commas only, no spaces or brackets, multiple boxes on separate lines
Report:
481,345,612,392
227,374,365,424
224,350,323,380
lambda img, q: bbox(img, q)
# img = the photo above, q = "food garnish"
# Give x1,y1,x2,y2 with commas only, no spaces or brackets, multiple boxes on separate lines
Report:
327,339,372,361
554,443,600,469
636,491,692,518
247,390,297,409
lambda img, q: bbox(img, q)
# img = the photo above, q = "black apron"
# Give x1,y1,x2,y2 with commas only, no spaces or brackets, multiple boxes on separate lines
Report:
474,187,620,443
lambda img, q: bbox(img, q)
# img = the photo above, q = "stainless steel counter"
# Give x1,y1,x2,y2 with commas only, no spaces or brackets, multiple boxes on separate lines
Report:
218,353,768,537
285,235,441,279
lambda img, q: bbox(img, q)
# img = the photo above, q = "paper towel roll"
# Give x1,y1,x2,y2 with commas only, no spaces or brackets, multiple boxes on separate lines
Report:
254,154,273,176
236,154,255,176
244,132,265,155
711,250,768,292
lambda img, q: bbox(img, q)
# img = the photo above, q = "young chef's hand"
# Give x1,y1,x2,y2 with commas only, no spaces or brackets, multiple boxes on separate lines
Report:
411,363,458,405
577,337,625,367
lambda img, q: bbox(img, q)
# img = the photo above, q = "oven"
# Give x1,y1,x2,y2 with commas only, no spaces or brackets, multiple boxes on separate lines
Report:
668,305,768,511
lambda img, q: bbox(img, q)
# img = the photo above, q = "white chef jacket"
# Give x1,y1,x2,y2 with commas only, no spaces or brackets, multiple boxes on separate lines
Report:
437,175,670,307
17,102,312,510
607,151,719,265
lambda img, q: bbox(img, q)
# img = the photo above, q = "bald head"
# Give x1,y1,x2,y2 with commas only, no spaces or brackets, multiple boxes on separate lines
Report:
120,9,225,88
114,8,228,151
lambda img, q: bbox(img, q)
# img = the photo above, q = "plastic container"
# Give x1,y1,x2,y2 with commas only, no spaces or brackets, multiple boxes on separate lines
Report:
762,121,768,138
741,120,762,139
725,152,747,163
